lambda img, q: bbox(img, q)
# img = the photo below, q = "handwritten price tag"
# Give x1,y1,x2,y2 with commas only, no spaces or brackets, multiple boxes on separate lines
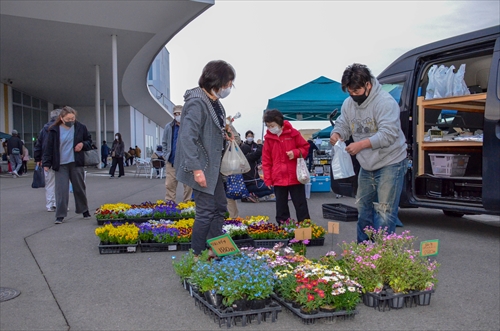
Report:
420,240,439,257
207,234,240,257
294,228,312,240
328,221,339,234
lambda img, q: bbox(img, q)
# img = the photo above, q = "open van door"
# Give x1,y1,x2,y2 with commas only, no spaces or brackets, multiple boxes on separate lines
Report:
482,37,500,211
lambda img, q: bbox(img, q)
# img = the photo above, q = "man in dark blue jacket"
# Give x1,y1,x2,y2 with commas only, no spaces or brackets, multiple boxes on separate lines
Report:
101,141,110,168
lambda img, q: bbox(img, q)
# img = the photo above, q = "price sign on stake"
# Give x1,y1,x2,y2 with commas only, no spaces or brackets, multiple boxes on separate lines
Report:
420,240,439,257
207,234,240,257
294,227,312,240
328,221,339,234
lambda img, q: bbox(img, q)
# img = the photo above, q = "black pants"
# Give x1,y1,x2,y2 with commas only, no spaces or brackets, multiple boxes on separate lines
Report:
274,184,310,224
109,157,124,176
102,156,108,168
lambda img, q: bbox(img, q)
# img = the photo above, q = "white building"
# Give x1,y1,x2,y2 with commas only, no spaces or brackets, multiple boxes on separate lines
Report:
0,0,213,160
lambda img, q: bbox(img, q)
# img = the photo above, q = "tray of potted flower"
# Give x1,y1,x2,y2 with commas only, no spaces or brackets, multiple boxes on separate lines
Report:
187,254,282,328
222,219,254,248
124,207,154,223
152,201,183,220
94,202,130,225
296,219,326,246
340,227,439,311
177,200,196,218
95,222,139,254
172,218,194,251
247,221,289,248
139,225,181,252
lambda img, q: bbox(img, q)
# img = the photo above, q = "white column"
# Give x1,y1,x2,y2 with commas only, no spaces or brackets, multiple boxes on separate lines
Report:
95,65,102,169
112,34,119,134
102,99,107,142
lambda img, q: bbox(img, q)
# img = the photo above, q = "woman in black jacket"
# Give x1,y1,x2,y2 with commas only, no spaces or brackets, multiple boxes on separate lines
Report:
109,132,125,178
42,106,92,224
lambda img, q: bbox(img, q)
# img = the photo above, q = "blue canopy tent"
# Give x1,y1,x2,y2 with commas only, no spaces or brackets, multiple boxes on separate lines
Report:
266,76,349,121
312,126,333,139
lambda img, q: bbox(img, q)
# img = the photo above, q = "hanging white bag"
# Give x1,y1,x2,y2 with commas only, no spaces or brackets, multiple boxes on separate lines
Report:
453,64,471,96
425,65,437,100
296,152,310,184
331,140,355,179
433,65,450,99
220,140,251,176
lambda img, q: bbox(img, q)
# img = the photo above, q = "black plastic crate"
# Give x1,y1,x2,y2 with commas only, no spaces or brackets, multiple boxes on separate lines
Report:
232,237,255,248
192,291,281,328
362,289,435,312
96,218,125,225
306,238,325,246
253,239,289,248
98,242,138,254
271,294,357,325
322,203,358,222
140,241,178,252
178,242,192,251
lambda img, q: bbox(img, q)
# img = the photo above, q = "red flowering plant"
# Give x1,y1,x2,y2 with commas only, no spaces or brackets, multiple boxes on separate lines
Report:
294,271,326,312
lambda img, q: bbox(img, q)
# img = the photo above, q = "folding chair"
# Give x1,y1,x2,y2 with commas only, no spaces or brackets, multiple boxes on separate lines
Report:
150,159,165,179
134,158,151,177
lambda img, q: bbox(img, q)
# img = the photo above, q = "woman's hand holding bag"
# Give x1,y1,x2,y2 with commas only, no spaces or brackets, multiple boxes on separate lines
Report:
220,140,251,176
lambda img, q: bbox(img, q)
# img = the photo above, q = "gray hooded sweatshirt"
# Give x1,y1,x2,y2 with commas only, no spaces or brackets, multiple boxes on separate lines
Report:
332,78,407,171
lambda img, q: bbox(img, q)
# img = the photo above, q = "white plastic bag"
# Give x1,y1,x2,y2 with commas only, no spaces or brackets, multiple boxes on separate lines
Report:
220,140,251,176
296,154,310,184
331,140,355,179
433,65,452,99
425,65,437,100
453,64,470,96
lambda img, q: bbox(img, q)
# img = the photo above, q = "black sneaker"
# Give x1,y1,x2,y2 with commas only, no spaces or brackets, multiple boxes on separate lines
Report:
83,211,91,219
54,217,64,224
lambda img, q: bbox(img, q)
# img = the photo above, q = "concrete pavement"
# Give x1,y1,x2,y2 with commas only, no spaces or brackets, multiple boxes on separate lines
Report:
1,165,499,330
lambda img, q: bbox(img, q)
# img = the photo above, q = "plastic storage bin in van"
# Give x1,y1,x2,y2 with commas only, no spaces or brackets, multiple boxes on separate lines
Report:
429,153,470,177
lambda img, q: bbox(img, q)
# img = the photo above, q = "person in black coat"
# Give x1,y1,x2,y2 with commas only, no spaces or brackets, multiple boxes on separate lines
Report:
6,129,24,177
42,106,93,224
109,133,125,178
307,139,319,172
240,130,274,201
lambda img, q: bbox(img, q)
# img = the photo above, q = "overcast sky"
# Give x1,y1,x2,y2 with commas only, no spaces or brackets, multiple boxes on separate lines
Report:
166,0,499,139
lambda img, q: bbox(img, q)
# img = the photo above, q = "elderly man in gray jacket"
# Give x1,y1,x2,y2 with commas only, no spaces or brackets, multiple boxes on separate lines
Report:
162,105,193,202
174,59,235,256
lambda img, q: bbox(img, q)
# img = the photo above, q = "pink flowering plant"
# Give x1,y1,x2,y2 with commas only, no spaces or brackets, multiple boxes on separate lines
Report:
341,228,440,294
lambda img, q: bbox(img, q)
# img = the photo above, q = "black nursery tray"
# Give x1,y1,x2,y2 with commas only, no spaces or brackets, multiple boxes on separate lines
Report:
98,242,138,254
96,218,125,225
362,289,435,312
322,203,358,222
253,239,289,248
306,238,325,246
191,291,282,328
139,241,178,252
271,294,357,325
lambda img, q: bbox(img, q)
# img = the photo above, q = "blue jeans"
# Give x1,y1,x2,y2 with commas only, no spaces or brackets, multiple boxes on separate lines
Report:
356,158,408,243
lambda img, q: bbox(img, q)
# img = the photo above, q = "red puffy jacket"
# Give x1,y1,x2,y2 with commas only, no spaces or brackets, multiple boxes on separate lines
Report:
262,120,309,187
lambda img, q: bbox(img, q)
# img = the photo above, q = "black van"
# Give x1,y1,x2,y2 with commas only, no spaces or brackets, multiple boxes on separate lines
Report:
331,25,500,217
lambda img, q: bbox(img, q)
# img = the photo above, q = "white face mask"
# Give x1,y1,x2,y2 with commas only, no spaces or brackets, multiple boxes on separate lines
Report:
269,126,281,135
212,86,231,99
174,115,181,123
115,136,119,140
246,137,254,143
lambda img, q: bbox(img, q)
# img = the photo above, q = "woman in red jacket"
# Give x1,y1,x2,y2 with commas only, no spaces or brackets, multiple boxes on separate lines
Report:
262,109,310,225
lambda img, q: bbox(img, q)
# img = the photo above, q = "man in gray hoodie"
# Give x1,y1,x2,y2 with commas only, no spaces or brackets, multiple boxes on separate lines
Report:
330,63,407,243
